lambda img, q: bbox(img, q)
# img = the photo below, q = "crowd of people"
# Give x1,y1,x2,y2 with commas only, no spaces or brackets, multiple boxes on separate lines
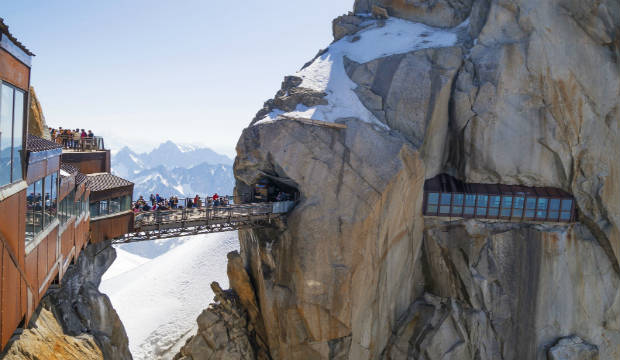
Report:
132,193,230,212
50,127,95,149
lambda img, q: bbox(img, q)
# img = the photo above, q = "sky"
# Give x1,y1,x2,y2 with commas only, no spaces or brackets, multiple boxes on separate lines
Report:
2,1,352,157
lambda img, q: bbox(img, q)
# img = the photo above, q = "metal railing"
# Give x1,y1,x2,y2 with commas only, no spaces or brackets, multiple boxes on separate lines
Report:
54,135,105,152
133,201,295,230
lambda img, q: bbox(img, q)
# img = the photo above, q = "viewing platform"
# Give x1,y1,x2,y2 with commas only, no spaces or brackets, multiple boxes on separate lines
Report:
112,201,296,243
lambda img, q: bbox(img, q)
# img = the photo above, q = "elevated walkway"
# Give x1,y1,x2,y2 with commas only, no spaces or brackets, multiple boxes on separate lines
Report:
112,201,295,243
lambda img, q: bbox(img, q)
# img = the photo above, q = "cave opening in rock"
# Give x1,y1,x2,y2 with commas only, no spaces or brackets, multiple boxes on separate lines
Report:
251,177,300,203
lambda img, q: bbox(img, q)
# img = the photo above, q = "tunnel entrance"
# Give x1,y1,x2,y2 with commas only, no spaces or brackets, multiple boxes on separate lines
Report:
251,177,299,203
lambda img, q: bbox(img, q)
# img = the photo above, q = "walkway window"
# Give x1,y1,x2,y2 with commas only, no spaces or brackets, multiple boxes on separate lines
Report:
426,192,439,215
513,196,524,218
536,198,548,220
0,83,25,187
439,193,451,214
90,195,132,219
476,195,488,216
525,197,537,219
452,194,464,215
423,174,576,223
464,194,476,216
501,196,512,217
488,196,501,217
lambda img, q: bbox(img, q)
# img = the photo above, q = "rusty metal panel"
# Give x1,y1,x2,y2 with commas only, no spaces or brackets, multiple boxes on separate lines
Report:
0,48,30,90
26,160,46,184
90,212,133,243
46,230,57,274
0,191,21,265
46,156,60,174
37,238,47,287
24,249,37,294
2,249,20,349
60,224,74,259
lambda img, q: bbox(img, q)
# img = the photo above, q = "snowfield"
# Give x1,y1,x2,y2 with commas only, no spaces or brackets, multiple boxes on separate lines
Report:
100,232,239,359
259,16,466,126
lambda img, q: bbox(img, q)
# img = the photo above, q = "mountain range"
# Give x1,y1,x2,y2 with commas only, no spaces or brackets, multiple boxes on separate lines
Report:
111,141,235,199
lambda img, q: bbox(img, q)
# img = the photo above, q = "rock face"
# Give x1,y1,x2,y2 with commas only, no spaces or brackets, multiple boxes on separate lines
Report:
182,0,620,359
4,241,132,359
2,307,103,359
28,86,49,139
175,282,257,360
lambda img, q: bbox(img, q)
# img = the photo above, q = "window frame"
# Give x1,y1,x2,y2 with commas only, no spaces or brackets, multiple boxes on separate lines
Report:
0,82,26,187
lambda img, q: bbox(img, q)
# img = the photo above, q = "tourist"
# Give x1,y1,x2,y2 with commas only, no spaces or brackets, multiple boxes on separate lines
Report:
194,195,201,208
150,194,156,206
87,130,94,138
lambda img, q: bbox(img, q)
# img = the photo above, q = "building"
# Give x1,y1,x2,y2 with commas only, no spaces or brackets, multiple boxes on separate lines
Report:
0,17,36,349
88,172,134,243
0,19,133,351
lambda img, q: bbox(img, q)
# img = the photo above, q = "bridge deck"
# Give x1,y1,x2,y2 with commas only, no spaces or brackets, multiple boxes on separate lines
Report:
112,201,295,243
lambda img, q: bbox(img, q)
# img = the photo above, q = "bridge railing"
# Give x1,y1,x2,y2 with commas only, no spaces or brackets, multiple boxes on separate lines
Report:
133,201,288,229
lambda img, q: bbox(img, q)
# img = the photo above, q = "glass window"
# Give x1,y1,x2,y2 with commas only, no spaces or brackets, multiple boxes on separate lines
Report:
26,182,36,240
464,207,475,216
501,196,512,217
477,195,488,208
560,211,572,221
548,210,559,220
44,173,58,226
549,199,561,211
90,201,100,217
489,196,501,208
561,199,573,211
512,196,524,218
121,195,131,212
439,193,451,214
0,84,14,186
525,197,537,218
99,200,109,216
427,193,439,205
476,207,487,216
110,197,121,214
465,194,476,207
488,207,499,217
426,204,437,214
33,179,43,235
11,90,23,183
452,194,463,205
452,206,462,215
536,198,548,219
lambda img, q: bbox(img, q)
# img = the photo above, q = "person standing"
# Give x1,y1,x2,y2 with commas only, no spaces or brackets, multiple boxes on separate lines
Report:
150,194,156,207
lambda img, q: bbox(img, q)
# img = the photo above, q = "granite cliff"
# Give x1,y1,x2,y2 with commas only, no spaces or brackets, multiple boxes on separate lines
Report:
4,241,132,359
179,0,619,359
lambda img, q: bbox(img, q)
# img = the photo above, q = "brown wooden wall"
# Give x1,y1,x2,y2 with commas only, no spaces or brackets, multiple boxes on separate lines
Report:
0,188,28,348
90,211,133,243
0,189,92,351
0,48,29,90
60,150,110,175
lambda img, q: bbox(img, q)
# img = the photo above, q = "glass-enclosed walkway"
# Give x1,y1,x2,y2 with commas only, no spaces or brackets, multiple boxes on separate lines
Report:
423,174,576,222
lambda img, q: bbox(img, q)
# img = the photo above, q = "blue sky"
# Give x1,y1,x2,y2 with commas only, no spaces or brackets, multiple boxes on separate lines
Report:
2,1,351,156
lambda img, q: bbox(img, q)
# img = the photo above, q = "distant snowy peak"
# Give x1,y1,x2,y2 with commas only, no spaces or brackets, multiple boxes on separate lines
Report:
258,16,466,127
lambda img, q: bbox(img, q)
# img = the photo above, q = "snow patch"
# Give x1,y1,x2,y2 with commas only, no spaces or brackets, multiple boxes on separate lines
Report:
100,232,239,359
257,17,464,127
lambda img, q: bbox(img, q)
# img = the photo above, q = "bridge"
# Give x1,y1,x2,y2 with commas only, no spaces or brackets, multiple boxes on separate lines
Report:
111,200,296,244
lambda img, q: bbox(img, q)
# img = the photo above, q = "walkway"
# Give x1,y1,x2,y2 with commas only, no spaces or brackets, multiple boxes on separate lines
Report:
112,201,295,243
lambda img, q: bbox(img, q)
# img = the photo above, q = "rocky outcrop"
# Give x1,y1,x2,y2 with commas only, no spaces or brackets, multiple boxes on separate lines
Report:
353,0,474,27
548,336,599,360
175,282,256,360
185,0,620,359
4,241,132,359
251,76,328,125
28,86,49,139
2,307,102,359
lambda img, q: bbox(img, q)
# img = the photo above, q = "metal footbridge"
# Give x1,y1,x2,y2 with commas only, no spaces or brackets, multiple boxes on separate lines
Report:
112,201,296,244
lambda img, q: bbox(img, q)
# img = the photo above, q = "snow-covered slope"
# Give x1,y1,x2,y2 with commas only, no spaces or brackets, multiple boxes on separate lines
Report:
259,16,465,125
100,233,239,360
112,141,235,199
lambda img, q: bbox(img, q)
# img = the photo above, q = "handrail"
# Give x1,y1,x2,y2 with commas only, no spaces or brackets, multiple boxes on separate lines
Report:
53,135,105,152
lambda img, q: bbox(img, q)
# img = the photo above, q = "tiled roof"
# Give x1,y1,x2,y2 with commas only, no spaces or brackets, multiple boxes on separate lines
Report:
0,18,35,56
60,163,79,176
76,172,88,186
87,173,133,192
27,134,62,152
